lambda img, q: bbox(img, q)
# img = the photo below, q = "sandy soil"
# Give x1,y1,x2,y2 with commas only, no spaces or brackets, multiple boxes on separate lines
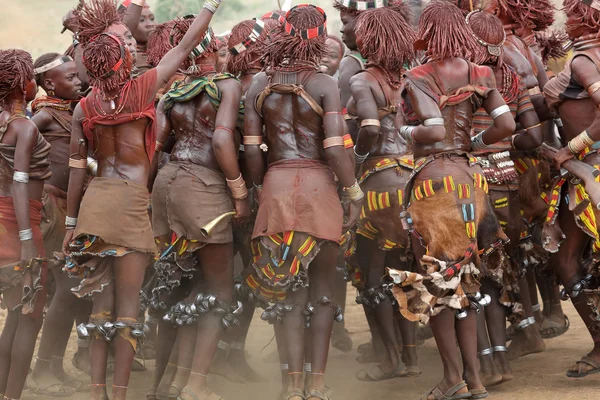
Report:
2,283,596,400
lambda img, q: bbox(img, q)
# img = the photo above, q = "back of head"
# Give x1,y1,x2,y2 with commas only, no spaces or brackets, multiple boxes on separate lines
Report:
227,20,264,76
266,4,328,69
82,33,133,94
75,0,122,45
418,0,479,61
563,0,600,33
355,7,416,71
486,0,555,31
466,10,506,65
147,20,175,67
169,16,218,76
0,49,34,106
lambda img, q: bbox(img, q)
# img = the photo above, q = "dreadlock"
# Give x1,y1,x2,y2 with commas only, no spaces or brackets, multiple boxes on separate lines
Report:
334,0,412,20
327,34,345,59
355,7,416,71
226,20,262,76
563,0,600,33
419,1,479,61
467,11,505,65
487,0,555,31
147,20,175,67
0,50,34,106
34,53,63,88
266,6,327,69
170,16,218,72
75,0,122,45
82,34,133,94
535,29,568,64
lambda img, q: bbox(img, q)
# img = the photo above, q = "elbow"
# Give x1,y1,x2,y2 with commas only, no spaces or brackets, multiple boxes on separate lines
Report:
360,126,380,141
497,117,516,138
429,126,446,143
530,131,544,148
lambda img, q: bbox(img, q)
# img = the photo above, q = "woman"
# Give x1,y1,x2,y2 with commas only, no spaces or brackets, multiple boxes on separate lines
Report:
387,2,515,399
0,49,51,400
347,5,420,381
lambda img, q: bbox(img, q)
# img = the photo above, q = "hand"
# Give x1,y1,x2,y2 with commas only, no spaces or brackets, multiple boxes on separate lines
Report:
394,109,407,133
342,198,364,230
553,146,575,169
233,198,251,223
63,229,75,255
62,10,77,33
20,240,40,272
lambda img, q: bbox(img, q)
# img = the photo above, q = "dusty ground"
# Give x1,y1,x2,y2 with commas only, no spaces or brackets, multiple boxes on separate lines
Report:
4,283,597,400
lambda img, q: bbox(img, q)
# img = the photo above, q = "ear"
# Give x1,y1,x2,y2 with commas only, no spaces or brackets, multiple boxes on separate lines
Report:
413,39,426,51
44,77,55,92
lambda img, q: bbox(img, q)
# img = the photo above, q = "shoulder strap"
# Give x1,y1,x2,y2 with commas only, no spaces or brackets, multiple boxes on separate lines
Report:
364,66,401,117
255,72,324,118
44,108,72,134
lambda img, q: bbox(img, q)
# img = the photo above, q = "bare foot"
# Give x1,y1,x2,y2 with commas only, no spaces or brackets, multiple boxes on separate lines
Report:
227,349,266,382
508,324,546,360
494,352,514,383
210,349,246,383
332,327,353,353
478,354,502,387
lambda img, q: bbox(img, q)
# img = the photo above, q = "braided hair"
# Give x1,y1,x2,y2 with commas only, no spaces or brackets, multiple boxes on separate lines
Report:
75,0,123,45
0,49,34,107
82,34,133,94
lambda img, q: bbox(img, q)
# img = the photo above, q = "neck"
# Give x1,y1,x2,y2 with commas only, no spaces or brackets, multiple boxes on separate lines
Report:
8,98,26,116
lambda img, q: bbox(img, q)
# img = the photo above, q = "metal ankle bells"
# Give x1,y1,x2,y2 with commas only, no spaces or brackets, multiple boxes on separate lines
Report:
163,294,243,330
76,320,149,343
559,274,595,300
260,296,343,327
455,292,492,320
355,285,394,308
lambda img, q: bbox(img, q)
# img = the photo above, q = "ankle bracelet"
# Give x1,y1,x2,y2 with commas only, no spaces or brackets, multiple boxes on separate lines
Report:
36,356,52,362
90,384,106,387
288,372,303,375
311,372,325,376
112,385,128,389
493,346,508,353
478,348,494,357
517,316,536,330
304,363,312,372
190,371,208,378
280,363,289,371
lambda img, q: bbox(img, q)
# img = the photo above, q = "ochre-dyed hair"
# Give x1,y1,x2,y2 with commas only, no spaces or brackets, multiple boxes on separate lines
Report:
0,50,34,105
266,6,328,68
34,53,62,88
467,11,505,65
82,34,133,94
563,0,600,32
147,20,175,67
488,0,555,31
355,7,416,71
226,20,263,76
535,29,568,64
450,0,483,13
170,16,218,71
75,0,122,45
327,34,345,58
419,1,479,61
334,0,411,19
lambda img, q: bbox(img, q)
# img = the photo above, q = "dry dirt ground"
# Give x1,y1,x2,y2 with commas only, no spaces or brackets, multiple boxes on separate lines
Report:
3,283,598,400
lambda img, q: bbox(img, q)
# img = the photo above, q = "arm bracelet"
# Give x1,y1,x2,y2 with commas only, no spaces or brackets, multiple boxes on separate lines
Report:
69,157,87,169
353,146,369,164
87,157,98,176
343,181,364,202
65,216,78,229
399,125,415,142
226,174,249,200
490,105,511,120
360,119,380,128
13,171,29,183
554,118,564,128
19,228,33,242
423,117,444,126
567,130,595,154
587,81,600,97
203,0,222,13
323,136,344,149
471,130,490,151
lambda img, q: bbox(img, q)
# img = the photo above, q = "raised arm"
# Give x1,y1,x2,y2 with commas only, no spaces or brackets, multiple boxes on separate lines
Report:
242,73,267,188
155,1,223,91
63,104,88,251
123,1,144,39
350,74,380,163
212,79,249,221
397,82,446,145
12,120,42,266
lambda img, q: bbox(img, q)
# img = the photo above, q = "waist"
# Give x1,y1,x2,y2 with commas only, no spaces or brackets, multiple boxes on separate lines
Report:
268,159,330,169
44,184,68,199
0,196,43,223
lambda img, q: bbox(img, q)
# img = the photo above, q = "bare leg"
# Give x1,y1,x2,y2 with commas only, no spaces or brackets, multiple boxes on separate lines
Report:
475,299,501,387
0,310,19,395
482,279,512,383
89,278,115,400
396,312,418,370
148,318,178,398
331,266,352,353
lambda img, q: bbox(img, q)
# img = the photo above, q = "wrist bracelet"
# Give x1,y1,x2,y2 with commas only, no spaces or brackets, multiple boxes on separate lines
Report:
399,125,415,142
13,171,29,183
65,216,78,228
203,0,222,13
353,146,369,164
490,105,510,120
423,117,444,126
471,130,489,151
19,228,33,242
567,129,594,154
343,180,364,202
87,157,98,176
227,174,249,200
510,134,519,150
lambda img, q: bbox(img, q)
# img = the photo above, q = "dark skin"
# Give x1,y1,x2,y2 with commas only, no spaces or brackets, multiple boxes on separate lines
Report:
155,58,248,398
216,44,229,73
546,20,600,375
244,65,362,400
339,11,362,141
320,38,344,76
349,68,418,375
398,57,515,399
0,86,46,400
29,59,90,394
63,8,220,400
124,5,156,45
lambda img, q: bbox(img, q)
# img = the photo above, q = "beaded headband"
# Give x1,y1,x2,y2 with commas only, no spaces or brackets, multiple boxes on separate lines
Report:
465,10,506,57
581,0,600,11
339,0,388,11
229,20,265,55
34,56,74,75
84,34,126,79
280,4,327,40
261,11,285,21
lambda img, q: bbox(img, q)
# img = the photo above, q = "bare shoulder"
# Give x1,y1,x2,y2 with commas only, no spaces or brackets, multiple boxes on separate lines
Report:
216,75,243,91
11,118,39,143
340,56,362,75
30,108,54,130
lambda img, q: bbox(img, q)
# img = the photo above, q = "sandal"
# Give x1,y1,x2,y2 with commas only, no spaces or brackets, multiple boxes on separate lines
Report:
281,389,305,400
540,315,570,339
306,389,331,400
566,355,600,378
357,342,372,355
421,381,471,400
469,388,489,399
26,374,76,397
356,363,404,381
177,387,223,400
396,365,422,377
